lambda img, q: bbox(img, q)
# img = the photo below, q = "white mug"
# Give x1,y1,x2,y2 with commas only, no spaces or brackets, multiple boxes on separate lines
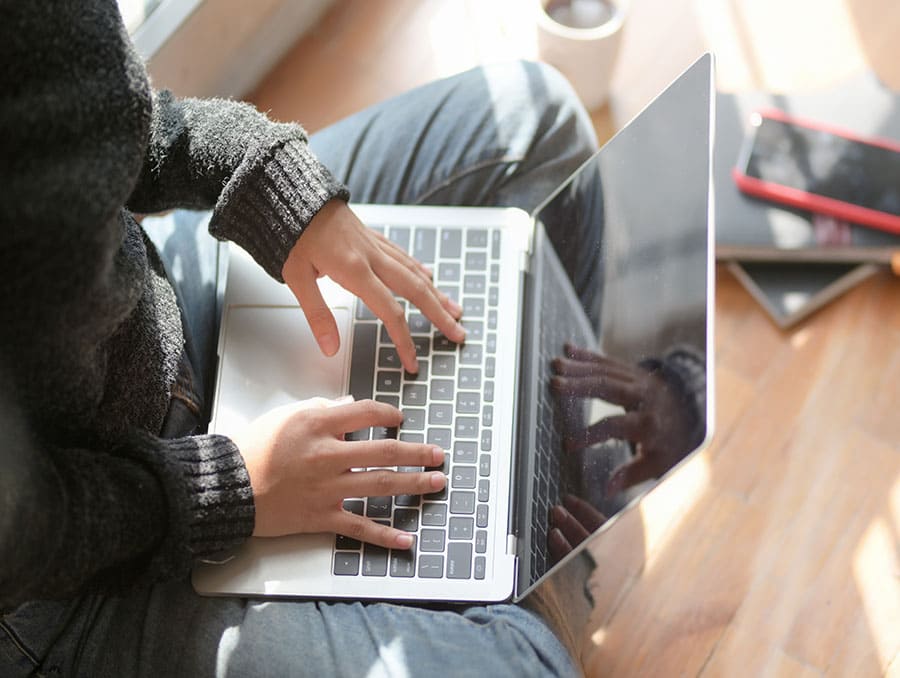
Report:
535,0,629,110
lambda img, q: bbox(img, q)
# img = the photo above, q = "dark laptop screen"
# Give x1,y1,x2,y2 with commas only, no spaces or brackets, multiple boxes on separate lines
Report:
519,55,714,598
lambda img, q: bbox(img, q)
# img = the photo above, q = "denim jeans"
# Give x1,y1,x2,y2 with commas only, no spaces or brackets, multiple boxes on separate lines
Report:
1,61,597,678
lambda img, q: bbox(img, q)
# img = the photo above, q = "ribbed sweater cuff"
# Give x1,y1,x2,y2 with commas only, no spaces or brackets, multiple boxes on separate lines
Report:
163,434,256,559
210,139,350,282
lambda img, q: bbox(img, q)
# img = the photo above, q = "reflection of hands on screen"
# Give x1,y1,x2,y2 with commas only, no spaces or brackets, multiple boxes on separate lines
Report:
550,343,698,497
548,494,608,564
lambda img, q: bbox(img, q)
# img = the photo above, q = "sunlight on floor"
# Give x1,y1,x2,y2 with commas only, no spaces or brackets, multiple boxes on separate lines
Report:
640,451,712,573
853,497,900,669
691,0,866,92
425,0,540,78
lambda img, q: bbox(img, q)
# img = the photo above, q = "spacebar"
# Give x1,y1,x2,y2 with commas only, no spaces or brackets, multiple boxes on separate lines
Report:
348,322,377,401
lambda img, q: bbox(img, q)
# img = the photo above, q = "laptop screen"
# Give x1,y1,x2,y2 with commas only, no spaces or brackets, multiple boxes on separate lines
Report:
518,55,715,599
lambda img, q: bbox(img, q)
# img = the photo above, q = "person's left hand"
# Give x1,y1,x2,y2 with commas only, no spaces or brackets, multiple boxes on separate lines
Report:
282,200,466,373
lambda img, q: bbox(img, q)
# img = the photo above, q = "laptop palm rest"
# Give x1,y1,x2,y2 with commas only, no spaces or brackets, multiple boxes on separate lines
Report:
212,305,352,438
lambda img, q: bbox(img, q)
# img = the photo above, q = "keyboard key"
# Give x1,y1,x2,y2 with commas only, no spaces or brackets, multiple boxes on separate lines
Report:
476,504,489,528
441,229,462,258
428,403,453,426
362,544,388,576
491,229,501,259
393,508,419,532
335,533,361,550
372,425,398,440
431,354,456,377
462,298,484,316
344,500,364,515
432,333,457,352
345,429,370,441
456,391,480,414
449,516,474,540
490,263,500,284
427,428,452,450
431,379,454,401
424,485,448,501
404,360,428,382
447,543,473,579
376,370,402,392
482,405,493,427
474,556,486,580
402,383,428,406
465,251,487,271
438,262,461,282
484,381,494,403
485,357,496,378
380,325,393,345
477,479,490,502
480,429,492,452
488,286,499,306
378,346,402,369
460,321,483,341
451,466,477,489
463,274,486,295
466,229,489,248
479,455,491,477
458,368,481,390
401,408,426,430
418,554,444,578
366,496,392,518
422,502,448,526
450,491,476,514
413,229,436,264
455,417,478,439
389,537,417,577
408,314,431,334
420,528,446,552
399,433,424,444
486,334,497,354
453,441,477,463
333,552,360,576
460,344,482,365
349,323,377,401
413,336,430,357
475,530,488,554
488,309,497,329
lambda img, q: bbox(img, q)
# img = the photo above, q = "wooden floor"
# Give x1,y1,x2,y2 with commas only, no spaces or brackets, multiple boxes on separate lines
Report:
246,1,900,675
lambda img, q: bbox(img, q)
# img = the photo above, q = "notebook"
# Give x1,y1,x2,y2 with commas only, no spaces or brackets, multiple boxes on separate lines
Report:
192,54,716,606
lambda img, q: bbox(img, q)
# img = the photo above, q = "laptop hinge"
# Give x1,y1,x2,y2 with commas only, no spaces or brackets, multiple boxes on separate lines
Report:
518,250,530,273
506,534,517,556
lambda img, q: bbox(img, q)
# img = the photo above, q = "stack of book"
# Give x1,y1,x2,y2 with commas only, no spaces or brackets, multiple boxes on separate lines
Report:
715,71,900,328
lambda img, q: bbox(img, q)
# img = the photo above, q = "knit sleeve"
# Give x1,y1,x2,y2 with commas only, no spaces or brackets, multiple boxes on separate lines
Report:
0,387,254,610
128,91,350,281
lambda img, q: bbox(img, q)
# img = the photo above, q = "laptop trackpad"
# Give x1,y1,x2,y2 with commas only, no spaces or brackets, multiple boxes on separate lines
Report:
212,305,351,437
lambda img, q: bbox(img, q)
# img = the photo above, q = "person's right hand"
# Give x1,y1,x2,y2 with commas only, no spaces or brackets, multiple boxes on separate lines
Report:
231,398,447,549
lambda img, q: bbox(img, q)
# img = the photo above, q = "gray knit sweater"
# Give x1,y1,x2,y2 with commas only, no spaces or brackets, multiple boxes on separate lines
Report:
0,0,349,610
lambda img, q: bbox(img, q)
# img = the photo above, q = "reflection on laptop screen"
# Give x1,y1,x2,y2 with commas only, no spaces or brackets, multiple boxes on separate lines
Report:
518,54,714,595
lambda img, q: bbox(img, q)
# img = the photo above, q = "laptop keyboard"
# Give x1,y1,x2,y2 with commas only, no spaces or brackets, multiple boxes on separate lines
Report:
333,225,502,581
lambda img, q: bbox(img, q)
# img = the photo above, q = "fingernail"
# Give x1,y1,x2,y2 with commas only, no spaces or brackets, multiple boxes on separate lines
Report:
430,472,447,490
395,533,414,549
320,332,339,356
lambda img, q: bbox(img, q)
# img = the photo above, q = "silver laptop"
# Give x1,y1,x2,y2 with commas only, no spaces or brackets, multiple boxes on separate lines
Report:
193,54,716,606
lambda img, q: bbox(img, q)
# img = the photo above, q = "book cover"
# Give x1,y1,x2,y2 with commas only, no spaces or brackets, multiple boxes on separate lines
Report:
715,70,900,262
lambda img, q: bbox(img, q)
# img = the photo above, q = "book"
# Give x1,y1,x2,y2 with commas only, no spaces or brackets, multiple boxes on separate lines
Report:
715,70,900,262
726,261,880,329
